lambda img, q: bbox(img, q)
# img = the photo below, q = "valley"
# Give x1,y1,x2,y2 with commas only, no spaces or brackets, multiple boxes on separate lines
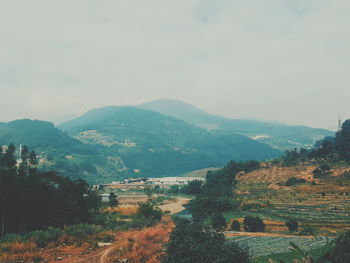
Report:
0,103,349,263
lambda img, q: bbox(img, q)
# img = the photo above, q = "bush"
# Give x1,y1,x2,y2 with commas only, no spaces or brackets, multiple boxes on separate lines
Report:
181,180,203,195
169,185,179,194
211,213,227,231
285,177,307,186
231,220,241,231
299,226,318,236
243,216,265,232
285,218,299,233
328,230,350,262
313,164,331,178
62,224,99,241
26,227,62,248
133,202,163,227
162,218,250,263
0,234,23,243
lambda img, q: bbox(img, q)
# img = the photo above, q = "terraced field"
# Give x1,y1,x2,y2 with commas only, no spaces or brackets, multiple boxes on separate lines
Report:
235,165,350,234
229,235,331,258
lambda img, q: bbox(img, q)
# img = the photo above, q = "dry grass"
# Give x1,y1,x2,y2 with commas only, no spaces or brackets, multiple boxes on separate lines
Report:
107,219,174,263
104,204,139,215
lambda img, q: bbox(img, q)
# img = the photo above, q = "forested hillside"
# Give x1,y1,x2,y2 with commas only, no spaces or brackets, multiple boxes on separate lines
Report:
59,106,281,179
140,99,333,150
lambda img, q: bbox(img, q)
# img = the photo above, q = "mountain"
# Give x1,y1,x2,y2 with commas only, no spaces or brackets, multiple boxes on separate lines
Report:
140,99,334,150
0,119,116,183
59,106,281,179
0,119,79,150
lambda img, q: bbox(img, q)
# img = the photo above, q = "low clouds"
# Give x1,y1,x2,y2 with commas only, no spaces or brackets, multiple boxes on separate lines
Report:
0,0,349,129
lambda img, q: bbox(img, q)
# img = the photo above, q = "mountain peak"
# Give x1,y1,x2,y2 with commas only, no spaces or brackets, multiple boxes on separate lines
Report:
139,99,210,118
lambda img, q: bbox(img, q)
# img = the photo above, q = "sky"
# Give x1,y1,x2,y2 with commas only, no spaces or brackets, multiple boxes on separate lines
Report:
0,0,349,130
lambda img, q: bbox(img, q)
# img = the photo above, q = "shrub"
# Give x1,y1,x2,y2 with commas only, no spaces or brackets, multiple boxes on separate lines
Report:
313,164,331,178
62,224,99,243
243,216,265,232
162,218,250,263
299,226,318,236
328,230,350,262
285,218,299,233
231,220,241,231
133,202,163,227
180,180,203,195
211,213,227,231
26,227,62,248
0,234,23,243
285,177,307,186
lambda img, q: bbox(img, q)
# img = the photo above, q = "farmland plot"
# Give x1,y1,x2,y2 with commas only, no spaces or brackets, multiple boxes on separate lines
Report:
229,236,331,257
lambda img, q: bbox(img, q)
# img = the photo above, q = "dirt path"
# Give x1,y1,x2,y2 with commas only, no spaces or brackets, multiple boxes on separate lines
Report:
59,246,114,263
156,197,191,215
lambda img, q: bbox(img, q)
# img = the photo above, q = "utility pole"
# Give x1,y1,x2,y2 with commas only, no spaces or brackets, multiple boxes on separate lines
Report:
338,116,342,132
19,144,22,159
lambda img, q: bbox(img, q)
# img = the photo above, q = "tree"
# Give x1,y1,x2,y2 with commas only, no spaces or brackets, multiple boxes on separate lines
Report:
169,185,179,194
162,218,250,263
189,161,250,222
286,218,298,233
243,216,265,232
0,144,101,237
136,202,163,226
231,220,241,231
285,177,306,186
181,180,202,195
211,213,227,231
108,192,118,208
328,230,350,262
313,164,331,178
335,120,350,162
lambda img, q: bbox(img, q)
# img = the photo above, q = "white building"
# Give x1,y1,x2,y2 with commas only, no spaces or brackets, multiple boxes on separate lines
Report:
146,177,204,185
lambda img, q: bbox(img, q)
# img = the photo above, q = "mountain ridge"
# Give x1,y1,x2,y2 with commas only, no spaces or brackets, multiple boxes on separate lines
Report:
139,99,333,150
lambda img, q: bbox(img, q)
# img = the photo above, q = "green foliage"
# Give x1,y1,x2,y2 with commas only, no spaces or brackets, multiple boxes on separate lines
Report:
62,224,99,241
313,164,331,178
180,180,202,195
141,99,332,151
26,227,63,248
0,145,101,237
59,106,281,180
162,218,250,263
327,230,350,263
231,220,241,231
243,216,265,232
168,185,179,194
108,192,118,208
299,226,318,236
134,202,163,227
211,213,227,231
189,160,258,222
285,177,307,186
285,218,299,233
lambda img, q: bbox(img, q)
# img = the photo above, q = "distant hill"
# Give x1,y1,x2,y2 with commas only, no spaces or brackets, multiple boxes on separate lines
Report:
0,119,117,183
59,106,281,179
0,119,79,150
140,99,333,150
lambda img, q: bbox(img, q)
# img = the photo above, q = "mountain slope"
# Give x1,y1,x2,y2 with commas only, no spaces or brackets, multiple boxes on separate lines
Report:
60,106,281,178
0,119,81,150
140,99,333,150
0,119,114,183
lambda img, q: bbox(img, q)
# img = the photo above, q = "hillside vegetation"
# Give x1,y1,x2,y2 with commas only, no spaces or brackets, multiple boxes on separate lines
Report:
140,99,333,150
59,106,281,180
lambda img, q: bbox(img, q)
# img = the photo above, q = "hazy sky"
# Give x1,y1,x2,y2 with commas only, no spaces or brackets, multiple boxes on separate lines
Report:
1,0,349,130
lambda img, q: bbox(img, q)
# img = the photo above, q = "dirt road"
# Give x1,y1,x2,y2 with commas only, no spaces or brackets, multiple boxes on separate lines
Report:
156,197,190,215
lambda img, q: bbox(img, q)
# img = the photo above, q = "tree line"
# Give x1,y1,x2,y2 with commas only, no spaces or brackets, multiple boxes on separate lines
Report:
280,119,350,166
0,144,100,238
